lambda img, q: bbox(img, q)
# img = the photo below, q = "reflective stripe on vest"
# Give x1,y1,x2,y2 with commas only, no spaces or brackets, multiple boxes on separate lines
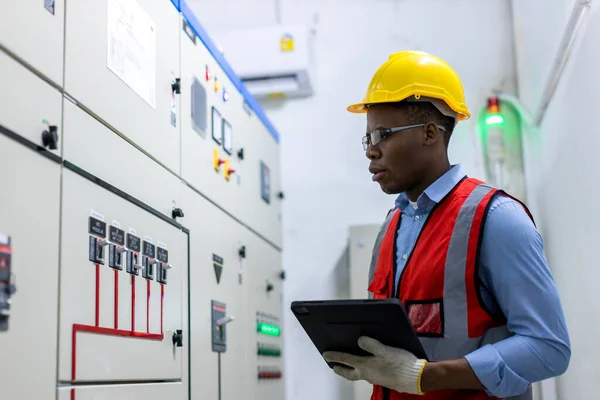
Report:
367,179,533,400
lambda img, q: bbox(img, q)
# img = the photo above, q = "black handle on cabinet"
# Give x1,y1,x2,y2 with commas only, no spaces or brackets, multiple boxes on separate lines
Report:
172,208,184,220
42,125,58,150
172,329,183,347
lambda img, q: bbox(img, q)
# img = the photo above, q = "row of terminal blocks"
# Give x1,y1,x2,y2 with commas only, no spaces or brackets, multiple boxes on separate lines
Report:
88,216,171,284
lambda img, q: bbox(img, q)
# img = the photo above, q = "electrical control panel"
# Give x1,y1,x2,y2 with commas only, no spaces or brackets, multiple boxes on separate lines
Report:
0,0,65,85
58,169,187,382
2,1,283,399
180,11,283,249
64,0,182,174
0,50,62,156
245,231,285,398
0,133,61,399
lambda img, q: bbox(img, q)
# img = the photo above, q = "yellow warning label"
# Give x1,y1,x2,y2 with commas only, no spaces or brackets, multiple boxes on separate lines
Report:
280,34,294,52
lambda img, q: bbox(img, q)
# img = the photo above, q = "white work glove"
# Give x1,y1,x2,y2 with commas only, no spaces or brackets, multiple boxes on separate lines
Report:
323,336,427,395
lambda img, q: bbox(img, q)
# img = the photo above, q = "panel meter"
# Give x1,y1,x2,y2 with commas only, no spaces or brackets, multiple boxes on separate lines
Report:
0,234,16,332
212,107,223,145
222,119,232,155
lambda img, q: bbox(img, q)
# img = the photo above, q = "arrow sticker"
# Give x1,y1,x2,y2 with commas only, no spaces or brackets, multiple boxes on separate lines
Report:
214,263,223,284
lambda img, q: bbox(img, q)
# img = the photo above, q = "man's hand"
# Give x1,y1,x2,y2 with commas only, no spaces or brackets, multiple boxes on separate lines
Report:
322,336,427,395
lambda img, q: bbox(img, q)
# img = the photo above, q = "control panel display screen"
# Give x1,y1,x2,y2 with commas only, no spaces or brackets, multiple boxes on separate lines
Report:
212,107,223,144
127,233,141,252
109,226,125,246
223,119,232,155
142,241,156,258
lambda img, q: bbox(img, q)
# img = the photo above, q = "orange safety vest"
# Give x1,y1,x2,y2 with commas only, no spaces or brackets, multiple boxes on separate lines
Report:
367,177,533,400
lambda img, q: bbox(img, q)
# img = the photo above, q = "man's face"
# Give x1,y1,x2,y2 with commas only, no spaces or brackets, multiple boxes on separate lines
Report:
365,105,427,194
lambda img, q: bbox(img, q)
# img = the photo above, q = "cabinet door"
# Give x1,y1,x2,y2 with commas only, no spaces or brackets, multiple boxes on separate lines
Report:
182,185,249,400
0,50,62,157
0,135,61,399
180,20,283,248
58,381,187,400
58,169,187,382
64,0,181,173
0,0,65,85
245,231,285,400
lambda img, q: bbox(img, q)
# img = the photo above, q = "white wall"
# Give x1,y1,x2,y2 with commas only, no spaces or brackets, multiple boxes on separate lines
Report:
512,1,600,399
189,0,518,399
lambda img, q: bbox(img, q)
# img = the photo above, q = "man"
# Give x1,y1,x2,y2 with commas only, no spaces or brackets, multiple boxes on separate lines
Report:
322,51,571,399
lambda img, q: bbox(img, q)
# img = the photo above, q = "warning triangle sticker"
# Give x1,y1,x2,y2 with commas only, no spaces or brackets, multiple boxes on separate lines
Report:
214,263,223,284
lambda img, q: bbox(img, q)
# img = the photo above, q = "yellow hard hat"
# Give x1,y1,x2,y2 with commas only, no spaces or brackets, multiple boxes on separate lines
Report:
347,51,470,121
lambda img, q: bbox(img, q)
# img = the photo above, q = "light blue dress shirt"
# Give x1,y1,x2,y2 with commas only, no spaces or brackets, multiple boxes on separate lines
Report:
392,164,571,398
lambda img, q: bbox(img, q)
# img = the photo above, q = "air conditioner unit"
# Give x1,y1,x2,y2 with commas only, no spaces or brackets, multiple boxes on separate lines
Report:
214,25,314,99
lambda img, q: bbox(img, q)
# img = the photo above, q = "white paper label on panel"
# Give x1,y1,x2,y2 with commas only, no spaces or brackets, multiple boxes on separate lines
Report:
91,210,105,221
107,0,157,108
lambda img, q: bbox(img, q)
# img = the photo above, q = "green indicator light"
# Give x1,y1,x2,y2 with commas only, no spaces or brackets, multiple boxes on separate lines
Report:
258,347,282,356
485,114,505,126
257,323,280,336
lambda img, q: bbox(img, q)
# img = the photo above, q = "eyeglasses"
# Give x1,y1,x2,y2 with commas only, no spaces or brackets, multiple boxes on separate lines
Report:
362,123,446,151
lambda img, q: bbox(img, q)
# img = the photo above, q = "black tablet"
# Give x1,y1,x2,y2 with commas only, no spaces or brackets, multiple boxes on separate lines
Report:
290,298,428,368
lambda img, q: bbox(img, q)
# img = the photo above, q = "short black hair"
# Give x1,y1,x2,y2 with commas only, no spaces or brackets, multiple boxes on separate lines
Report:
391,101,456,146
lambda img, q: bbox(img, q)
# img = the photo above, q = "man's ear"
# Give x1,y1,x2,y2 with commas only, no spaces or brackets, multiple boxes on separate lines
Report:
423,122,442,145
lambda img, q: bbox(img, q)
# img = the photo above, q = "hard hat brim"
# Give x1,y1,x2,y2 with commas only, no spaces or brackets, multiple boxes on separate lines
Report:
346,98,470,121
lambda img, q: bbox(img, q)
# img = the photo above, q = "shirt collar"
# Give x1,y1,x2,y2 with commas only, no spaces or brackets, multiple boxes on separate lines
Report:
394,164,467,212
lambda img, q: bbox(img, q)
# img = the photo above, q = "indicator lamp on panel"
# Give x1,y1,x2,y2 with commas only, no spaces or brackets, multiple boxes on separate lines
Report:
485,97,505,126
223,89,229,102
257,344,282,357
257,322,280,336
214,77,221,93
257,367,282,380
205,65,212,82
